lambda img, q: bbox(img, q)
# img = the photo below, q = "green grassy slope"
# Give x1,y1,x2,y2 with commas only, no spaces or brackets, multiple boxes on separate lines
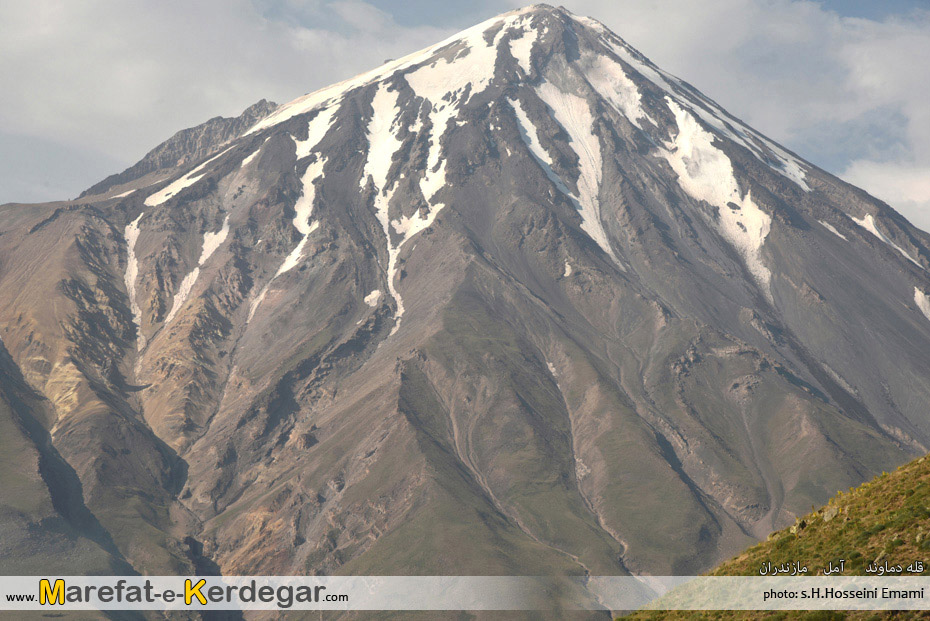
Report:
628,453,930,620
711,456,930,578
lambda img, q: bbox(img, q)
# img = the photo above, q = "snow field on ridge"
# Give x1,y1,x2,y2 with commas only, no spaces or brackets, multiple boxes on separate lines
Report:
164,214,231,324
661,99,773,298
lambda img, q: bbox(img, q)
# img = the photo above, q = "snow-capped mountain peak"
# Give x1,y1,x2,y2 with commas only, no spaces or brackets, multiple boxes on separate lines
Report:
6,3,930,582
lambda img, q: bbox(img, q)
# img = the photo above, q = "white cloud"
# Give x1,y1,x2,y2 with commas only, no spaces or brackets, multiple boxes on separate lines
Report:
0,0,452,197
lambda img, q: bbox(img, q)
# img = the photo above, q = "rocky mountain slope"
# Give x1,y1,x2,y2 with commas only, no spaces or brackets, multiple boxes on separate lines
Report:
3,4,930,580
80,99,278,199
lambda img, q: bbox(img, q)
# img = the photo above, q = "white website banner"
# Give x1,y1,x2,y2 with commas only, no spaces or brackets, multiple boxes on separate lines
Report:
1,575,929,611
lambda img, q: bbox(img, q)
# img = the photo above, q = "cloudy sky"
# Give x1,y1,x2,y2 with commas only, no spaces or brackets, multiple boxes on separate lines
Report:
2,0,930,229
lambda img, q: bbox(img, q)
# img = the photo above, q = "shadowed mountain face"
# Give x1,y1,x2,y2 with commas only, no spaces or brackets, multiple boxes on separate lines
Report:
2,4,930,578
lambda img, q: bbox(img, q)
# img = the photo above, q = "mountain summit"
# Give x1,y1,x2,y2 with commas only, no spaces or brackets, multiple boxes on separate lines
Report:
3,4,930,578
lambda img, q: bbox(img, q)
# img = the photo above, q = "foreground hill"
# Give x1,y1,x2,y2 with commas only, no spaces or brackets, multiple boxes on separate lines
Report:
628,452,930,619
712,454,930,578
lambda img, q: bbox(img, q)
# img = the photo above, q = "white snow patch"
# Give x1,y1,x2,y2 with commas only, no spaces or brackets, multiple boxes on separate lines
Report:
533,83,623,268
594,31,810,191
691,96,811,192
247,62,408,136
915,288,930,322
364,290,382,307
245,7,535,135
818,219,848,241
661,99,773,297
294,106,338,160
165,273,197,325
509,26,537,73
407,102,448,203
248,288,269,322
144,146,234,207
292,161,325,238
599,36,677,95
112,189,134,199
563,261,573,277
270,158,327,282
361,85,406,332
200,215,231,263
248,52,417,136
511,97,620,267
408,111,424,139
510,98,556,170
246,288,274,323
124,213,146,350
361,85,404,193
248,208,326,322
361,73,473,334
240,148,260,168
360,83,440,335
580,52,652,129
263,9,531,327
241,137,270,168
405,12,520,210
249,126,331,321
276,221,320,278
547,361,558,377
852,213,921,267
164,215,231,324
391,209,440,239
571,14,606,32
248,168,323,320
753,132,810,191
